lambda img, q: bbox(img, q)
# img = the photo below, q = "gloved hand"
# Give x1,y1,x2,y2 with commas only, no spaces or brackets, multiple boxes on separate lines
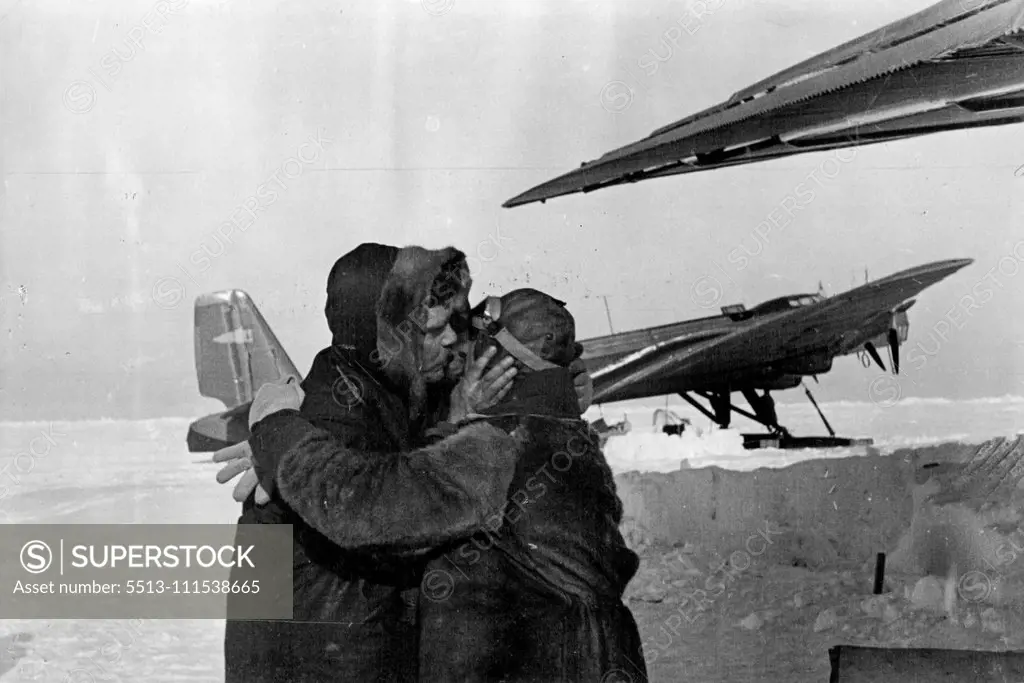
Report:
248,376,305,429
568,357,593,414
213,441,270,505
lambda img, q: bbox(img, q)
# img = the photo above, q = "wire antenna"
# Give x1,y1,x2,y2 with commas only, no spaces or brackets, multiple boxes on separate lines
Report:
602,295,615,334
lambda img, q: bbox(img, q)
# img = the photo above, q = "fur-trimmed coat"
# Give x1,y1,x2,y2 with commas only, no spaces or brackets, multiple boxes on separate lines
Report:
224,243,518,683
417,369,649,683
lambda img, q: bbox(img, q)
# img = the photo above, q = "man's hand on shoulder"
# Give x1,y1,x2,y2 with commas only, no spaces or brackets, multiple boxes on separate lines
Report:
209,376,304,507
213,441,271,505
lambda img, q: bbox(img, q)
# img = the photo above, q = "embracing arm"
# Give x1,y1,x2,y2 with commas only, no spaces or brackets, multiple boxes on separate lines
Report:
250,409,520,554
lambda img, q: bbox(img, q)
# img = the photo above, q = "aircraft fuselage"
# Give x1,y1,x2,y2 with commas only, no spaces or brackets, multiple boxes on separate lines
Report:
579,293,837,404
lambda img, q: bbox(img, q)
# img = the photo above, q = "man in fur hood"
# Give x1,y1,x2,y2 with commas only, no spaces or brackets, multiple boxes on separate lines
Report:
236,283,644,682
223,242,526,683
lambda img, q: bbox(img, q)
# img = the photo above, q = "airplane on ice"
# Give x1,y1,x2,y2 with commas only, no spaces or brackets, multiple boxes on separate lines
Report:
579,257,972,448
185,258,973,453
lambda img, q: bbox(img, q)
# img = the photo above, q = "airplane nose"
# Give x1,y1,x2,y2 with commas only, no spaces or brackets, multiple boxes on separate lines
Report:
943,258,975,272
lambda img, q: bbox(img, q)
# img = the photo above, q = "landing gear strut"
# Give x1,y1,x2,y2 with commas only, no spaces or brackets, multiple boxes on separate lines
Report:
741,388,791,438
677,384,871,450
679,389,791,437
801,382,835,437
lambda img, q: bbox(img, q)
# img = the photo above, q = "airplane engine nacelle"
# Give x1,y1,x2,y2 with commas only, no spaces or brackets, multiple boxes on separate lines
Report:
756,374,804,391
777,354,833,376
863,309,910,351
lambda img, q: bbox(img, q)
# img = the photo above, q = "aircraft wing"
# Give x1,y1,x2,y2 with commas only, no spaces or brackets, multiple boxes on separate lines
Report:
504,0,1024,208
590,258,973,403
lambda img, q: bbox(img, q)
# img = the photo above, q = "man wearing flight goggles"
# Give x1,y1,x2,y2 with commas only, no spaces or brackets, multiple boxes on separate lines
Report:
417,288,648,682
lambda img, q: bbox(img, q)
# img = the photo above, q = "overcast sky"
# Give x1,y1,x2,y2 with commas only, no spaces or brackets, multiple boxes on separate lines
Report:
2,0,1022,421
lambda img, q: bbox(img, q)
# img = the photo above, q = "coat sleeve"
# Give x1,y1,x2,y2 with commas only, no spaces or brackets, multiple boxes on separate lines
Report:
248,373,374,497
250,409,520,554
249,409,299,498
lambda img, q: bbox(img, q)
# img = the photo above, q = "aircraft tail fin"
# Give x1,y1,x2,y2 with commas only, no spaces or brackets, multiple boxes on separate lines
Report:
193,290,300,410
187,290,300,452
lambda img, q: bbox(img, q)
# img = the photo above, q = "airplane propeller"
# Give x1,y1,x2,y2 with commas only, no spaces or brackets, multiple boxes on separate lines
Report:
888,327,900,375
863,341,886,372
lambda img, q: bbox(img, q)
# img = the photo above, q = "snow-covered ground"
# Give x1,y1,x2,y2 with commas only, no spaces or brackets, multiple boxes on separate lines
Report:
0,396,1021,681
588,394,1024,474
0,417,240,682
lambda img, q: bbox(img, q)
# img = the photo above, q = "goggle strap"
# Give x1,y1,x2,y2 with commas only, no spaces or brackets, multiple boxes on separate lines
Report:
472,295,559,371
493,328,559,372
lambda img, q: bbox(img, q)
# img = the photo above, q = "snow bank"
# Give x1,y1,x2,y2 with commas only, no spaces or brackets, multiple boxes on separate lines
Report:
612,450,916,570
612,436,1024,597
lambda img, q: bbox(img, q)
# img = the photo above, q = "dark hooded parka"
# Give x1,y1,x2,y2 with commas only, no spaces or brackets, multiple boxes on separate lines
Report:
416,291,649,683
224,243,519,683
